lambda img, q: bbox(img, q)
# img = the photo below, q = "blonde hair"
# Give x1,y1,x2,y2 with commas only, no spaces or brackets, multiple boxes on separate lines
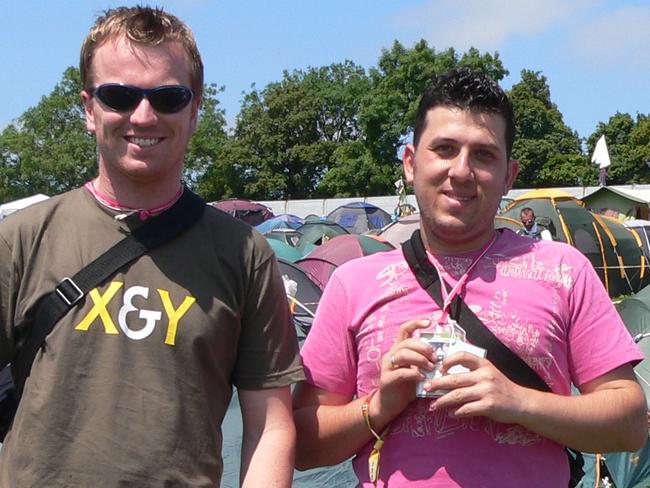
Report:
80,6,203,98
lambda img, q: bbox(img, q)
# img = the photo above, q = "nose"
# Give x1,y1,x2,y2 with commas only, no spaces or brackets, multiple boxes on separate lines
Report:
129,97,158,126
447,148,473,181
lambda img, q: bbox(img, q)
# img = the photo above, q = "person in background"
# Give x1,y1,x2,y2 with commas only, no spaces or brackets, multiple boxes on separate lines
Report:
0,6,303,486
517,207,552,240
292,67,646,487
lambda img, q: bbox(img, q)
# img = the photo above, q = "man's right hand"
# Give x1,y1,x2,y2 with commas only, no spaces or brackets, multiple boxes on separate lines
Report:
293,318,436,469
373,319,435,419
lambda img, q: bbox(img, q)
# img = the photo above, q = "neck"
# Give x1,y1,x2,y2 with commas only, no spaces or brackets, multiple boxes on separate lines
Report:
422,228,498,256
92,174,183,210
87,177,183,220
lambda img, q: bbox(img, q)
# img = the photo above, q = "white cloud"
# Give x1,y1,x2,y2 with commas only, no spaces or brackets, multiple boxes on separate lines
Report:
569,6,650,69
395,0,595,50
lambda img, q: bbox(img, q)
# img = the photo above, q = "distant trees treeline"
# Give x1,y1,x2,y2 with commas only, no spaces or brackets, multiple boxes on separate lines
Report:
1,40,649,203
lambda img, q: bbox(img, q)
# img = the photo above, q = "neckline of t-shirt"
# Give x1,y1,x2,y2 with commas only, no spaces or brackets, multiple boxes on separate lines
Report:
422,229,502,281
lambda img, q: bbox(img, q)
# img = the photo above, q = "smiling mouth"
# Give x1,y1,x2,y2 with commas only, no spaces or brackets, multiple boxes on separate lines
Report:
444,192,475,203
125,136,162,147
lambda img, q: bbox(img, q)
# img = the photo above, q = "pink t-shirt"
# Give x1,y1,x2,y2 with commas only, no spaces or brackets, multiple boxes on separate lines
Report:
300,229,643,487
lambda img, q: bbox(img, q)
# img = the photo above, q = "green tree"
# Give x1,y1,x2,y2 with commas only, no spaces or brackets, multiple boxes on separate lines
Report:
184,83,230,194
205,42,509,199
536,154,593,187
509,70,584,186
0,67,96,201
316,140,396,197
629,116,650,183
219,61,370,200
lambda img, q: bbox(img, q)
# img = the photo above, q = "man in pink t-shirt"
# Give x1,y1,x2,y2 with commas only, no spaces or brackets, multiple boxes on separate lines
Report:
293,67,647,487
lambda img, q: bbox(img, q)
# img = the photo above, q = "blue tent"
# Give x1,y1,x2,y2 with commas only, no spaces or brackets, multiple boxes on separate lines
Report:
327,202,392,234
255,214,304,234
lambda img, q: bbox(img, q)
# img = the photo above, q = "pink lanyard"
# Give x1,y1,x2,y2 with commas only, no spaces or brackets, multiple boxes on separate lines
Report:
429,233,498,325
84,181,184,221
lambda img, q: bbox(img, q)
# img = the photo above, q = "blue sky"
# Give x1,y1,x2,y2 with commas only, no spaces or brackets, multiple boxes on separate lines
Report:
2,0,649,140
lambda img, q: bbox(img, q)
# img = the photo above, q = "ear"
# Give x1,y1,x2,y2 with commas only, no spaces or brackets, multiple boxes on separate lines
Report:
189,95,202,134
81,90,96,133
403,143,417,185
504,159,519,195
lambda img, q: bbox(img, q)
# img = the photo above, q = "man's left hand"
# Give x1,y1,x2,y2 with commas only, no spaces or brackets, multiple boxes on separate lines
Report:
424,351,528,424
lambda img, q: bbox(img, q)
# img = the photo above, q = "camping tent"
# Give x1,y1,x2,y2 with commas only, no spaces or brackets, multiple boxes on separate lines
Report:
501,189,650,298
594,288,650,488
265,229,303,247
626,220,650,259
254,214,304,234
265,238,304,262
582,186,650,221
296,234,394,290
277,259,323,338
0,194,49,219
379,214,420,247
211,198,274,226
327,202,393,234
616,286,650,405
295,220,349,254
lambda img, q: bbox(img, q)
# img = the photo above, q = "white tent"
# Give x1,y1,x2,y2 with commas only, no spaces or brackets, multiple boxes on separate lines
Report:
0,194,49,219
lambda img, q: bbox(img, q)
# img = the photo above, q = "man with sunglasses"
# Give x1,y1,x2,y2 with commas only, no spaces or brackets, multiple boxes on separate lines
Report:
0,6,303,487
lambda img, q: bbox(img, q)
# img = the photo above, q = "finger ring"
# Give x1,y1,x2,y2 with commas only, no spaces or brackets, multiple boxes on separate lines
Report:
390,354,397,369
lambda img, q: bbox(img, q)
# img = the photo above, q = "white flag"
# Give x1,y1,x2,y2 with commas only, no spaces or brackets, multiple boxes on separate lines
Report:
591,135,611,169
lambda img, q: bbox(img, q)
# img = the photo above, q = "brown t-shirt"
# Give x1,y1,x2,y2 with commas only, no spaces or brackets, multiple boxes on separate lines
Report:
0,188,304,487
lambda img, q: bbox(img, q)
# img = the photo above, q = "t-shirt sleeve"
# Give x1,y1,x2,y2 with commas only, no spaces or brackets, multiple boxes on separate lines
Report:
0,233,15,367
300,272,358,398
232,239,304,390
567,258,643,387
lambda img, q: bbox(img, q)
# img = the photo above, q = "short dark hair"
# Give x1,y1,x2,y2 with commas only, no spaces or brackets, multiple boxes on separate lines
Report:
520,207,535,216
413,67,515,158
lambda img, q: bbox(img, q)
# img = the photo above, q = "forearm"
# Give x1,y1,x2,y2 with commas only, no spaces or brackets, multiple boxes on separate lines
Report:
239,387,296,487
516,380,647,452
294,324,433,470
240,422,295,487
294,387,407,470
294,397,370,469
431,357,648,453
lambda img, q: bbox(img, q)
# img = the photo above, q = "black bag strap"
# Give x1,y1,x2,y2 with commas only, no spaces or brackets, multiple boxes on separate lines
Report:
402,229,584,487
12,187,206,394
401,229,549,391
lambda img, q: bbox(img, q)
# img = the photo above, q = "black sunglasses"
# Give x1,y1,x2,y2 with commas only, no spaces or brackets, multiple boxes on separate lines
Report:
91,84,194,114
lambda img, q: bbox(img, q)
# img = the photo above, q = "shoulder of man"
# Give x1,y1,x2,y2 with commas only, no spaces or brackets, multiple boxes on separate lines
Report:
0,189,82,238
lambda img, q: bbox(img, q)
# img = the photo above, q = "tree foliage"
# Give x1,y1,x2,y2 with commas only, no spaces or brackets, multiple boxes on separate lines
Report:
216,61,370,200
184,83,229,193
0,67,96,201
629,116,650,182
508,70,587,187
2,45,649,205
217,41,509,200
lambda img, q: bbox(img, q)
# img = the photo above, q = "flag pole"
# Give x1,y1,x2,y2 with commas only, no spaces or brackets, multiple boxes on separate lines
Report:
592,135,611,187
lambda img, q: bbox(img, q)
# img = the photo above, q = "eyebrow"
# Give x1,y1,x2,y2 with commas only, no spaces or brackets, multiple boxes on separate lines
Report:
426,137,502,152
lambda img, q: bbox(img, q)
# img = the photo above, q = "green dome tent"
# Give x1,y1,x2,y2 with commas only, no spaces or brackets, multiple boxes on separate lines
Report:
576,289,650,488
499,189,650,298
